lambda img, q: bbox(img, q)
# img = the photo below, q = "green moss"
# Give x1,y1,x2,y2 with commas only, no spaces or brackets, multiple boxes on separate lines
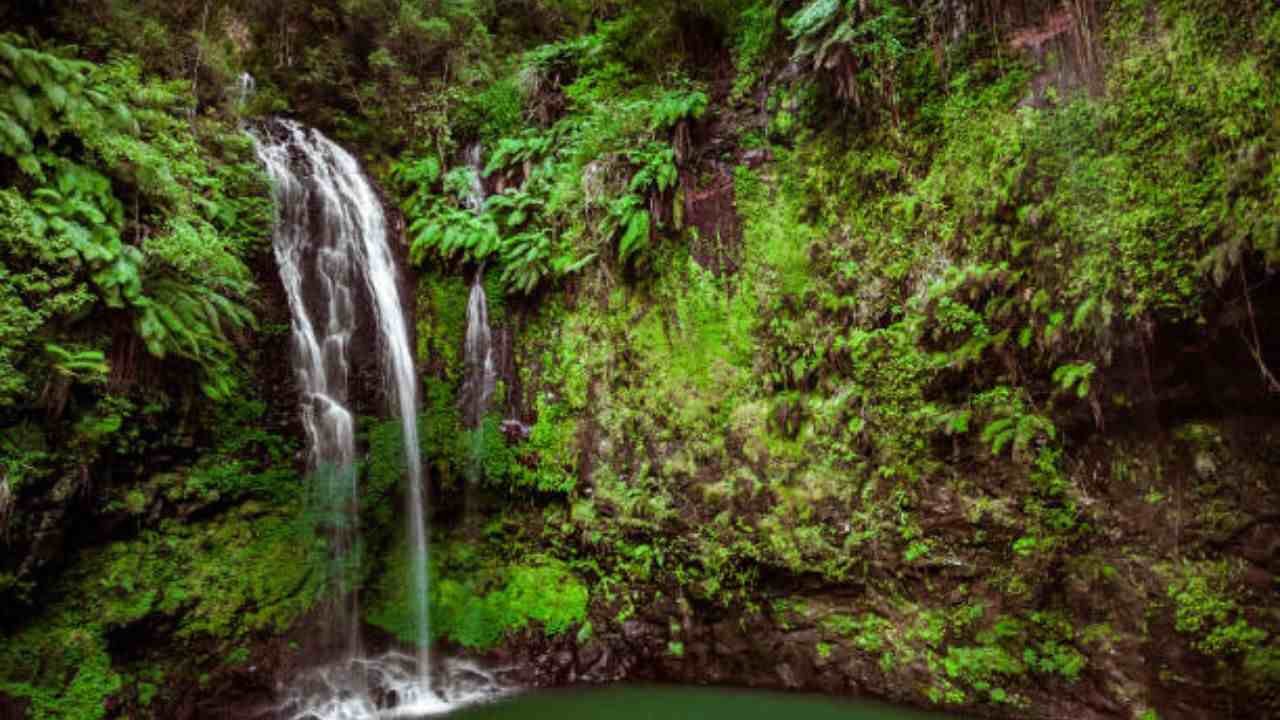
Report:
730,1,779,97
823,613,891,654
416,272,470,383
941,644,1024,686
367,537,588,651
0,622,121,720
0,502,321,719
1166,560,1275,683
736,163,816,298
455,403,578,496
510,401,578,493
123,398,305,510
97,510,323,639
137,681,158,707
627,251,754,397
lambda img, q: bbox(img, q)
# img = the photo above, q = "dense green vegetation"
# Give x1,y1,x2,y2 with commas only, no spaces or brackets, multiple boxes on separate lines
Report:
1,0,1278,718
392,0,1280,714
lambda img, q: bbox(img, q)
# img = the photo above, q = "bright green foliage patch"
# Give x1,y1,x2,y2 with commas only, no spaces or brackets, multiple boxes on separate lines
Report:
435,562,589,649
0,503,322,718
91,512,322,638
394,8,719,292
0,622,121,720
467,403,578,494
367,538,588,650
1166,560,1278,689
0,35,267,405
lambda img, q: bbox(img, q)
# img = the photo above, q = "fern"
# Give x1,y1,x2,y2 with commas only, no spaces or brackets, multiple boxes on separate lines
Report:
390,156,442,194
485,132,555,175
973,386,1058,458
486,188,544,230
408,205,502,264
499,229,554,294
784,0,917,112
1052,363,1096,399
134,278,254,398
628,142,679,194
397,146,594,293
982,412,1056,457
610,194,652,263
91,247,145,309
43,344,109,379
648,89,708,131
0,34,133,166
785,0,843,43
932,408,971,436
0,35,261,407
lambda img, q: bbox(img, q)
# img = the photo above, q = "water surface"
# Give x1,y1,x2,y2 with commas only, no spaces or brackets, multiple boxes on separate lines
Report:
443,685,958,720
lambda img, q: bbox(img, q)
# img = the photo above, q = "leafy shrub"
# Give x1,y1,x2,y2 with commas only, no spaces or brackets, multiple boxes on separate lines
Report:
785,0,920,121
0,35,264,407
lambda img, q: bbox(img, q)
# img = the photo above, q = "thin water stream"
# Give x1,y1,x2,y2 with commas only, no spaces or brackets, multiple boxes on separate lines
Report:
460,142,496,435
462,275,497,431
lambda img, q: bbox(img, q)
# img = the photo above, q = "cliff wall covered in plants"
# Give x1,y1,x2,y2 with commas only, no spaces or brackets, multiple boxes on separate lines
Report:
0,2,1277,719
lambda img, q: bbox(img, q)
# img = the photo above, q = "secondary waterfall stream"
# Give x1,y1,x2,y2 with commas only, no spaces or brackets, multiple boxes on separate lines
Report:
254,119,439,717
462,276,497,431
460,144,498,494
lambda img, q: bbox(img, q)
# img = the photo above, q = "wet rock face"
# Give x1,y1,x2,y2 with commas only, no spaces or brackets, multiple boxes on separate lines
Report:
0,692,28,720
0,469,76,611
491,605,1099,720
927,0,1106,102
462,414,1279,720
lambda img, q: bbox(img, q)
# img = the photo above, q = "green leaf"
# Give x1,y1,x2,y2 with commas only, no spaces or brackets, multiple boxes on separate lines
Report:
0,110,32,153
16,153,40,176
619,208,651,261
8,86,34,125
45,82,68,110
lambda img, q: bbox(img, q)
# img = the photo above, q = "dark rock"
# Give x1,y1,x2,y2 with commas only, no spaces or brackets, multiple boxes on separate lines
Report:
742,149,771,167
0,692,29,720
500,419,531,443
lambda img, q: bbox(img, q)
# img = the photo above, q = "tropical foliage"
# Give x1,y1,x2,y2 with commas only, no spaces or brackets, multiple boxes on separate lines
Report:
2,1,1279,718
0,33,267,412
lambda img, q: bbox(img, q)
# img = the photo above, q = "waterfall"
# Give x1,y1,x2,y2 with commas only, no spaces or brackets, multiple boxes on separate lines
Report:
253,119,431,694
235,72,256,108
461,144,497,433
461,143,485,212
459,143,498,505
462,275,498,430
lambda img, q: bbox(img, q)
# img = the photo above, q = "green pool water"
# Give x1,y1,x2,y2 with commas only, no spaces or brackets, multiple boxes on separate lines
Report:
444,685,960,720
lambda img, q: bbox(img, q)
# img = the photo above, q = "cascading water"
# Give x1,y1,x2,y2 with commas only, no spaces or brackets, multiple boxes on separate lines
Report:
462,275,498,431
235,72,256,108
460,143,497,434
253,119,439,716
461,143,486,212
255,119,365,672
458,144,499,503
